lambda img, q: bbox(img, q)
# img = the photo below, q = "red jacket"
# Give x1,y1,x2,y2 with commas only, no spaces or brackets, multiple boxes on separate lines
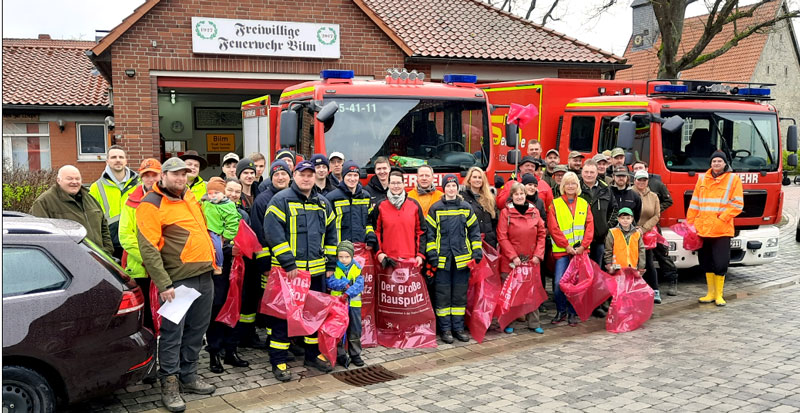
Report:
372,196,426,260
547,195,595,260
496,179,553,212
497,202,546,274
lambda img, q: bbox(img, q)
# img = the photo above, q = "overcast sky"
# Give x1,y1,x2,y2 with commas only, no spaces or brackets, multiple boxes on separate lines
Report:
2,0,798,56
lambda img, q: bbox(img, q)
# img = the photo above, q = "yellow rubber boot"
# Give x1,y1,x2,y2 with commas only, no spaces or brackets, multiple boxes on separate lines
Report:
714,275,726,306
699,273,716,303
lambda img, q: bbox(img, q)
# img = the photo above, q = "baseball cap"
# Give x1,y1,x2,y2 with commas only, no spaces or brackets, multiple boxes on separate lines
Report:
329,151,345,161
613,166,630,176
294,160,315,173
618,207,634,216
310,154,329,168
568,151,585,159
553,165,568,174
545,149,559,157
611,148,625,158
138,158,162,174
519,156,539,167
161,157,192,173
222,152,240,165
602,150,613,157
592,153,609,163
634,170,650,180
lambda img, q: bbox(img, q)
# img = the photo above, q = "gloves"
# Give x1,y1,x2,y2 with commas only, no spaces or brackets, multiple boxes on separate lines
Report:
425,262,438,277
381,256,397,269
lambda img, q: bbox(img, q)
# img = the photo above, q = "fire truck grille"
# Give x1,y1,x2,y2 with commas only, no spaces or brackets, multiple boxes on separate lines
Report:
682,189,766,218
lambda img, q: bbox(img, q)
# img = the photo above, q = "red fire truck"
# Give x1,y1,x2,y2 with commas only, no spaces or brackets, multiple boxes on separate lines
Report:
484,78,798,268
244,69,505,188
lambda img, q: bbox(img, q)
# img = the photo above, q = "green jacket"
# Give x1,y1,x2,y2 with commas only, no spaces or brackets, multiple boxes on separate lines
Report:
118,185,148,278
188,176,207,204
30,184,114,255
203,198,240,240
88,168,139,250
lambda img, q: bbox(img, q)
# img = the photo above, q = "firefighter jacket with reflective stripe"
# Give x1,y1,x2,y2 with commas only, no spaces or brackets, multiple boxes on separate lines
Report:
425,197,483,270
136,184,215,291
188,176,206,205
119,185,148,278
605,226,645,270
264,183,338,276
325,181,377,247
548,196,594,256
327,261,364,307
89,168,138,249
252,183,282,275
686,169,744,238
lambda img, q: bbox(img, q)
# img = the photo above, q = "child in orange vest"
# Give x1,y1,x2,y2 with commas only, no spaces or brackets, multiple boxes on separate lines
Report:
603,207,646,275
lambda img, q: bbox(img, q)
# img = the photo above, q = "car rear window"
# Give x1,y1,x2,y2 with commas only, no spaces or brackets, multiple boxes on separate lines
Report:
3,247,70,298
82,239,135,287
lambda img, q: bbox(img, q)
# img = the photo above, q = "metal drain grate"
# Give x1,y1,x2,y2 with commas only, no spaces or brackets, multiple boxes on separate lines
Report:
332,365,405,387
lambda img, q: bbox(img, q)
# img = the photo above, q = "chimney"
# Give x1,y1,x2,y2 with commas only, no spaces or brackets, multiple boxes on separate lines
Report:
38,34,51,40
630,0,658,51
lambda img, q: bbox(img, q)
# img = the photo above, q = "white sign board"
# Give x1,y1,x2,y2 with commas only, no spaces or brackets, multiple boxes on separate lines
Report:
191,17,340,59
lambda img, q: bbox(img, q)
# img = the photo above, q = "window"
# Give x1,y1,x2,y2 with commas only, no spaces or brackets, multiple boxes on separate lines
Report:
2,122,51,170
598,115,651,165
569,116,595,152
77,123,107,160
164,140,186,158
3,247,69,297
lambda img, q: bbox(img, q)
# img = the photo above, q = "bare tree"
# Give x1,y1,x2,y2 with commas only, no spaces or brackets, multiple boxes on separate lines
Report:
480,0,562,24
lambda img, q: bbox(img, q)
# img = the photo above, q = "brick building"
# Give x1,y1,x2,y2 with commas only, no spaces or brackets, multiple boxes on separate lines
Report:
2,36,112,178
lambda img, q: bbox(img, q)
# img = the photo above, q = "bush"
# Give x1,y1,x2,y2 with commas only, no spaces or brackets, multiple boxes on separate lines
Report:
2,167,57,213
783,150,800,175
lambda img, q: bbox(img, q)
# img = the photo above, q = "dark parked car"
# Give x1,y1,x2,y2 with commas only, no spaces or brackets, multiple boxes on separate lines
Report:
2,214,155,413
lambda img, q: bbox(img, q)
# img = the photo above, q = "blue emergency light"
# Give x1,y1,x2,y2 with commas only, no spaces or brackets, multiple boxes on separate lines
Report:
737,87,771,96
654,84,689,93
443,74,478,84
320,70,354,79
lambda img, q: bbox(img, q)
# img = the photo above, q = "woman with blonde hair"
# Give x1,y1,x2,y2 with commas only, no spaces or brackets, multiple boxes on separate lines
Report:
547,171,594,327
460,167,499,248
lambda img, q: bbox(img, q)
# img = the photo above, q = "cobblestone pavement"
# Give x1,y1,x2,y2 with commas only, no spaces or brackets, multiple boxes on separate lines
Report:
67,185,800,413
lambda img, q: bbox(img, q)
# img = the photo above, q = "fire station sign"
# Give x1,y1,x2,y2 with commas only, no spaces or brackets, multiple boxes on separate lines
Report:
192,17,340,59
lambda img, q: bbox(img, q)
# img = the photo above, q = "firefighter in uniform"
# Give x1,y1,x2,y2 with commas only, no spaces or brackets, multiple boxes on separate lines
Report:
425,174,482,344
264,160,338,381
325,161,378,248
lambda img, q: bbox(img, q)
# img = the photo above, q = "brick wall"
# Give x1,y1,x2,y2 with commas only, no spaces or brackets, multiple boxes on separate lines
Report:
557,68,603,79
109,0,406,165
48,121,106,179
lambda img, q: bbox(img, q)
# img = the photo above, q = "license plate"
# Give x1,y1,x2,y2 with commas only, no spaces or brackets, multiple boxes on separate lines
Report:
730,239,742,249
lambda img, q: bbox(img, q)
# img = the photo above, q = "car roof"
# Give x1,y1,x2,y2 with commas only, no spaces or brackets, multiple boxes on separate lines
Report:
2,215,87,243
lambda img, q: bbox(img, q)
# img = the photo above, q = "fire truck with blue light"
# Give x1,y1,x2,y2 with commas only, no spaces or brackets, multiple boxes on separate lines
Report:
483,78,798,269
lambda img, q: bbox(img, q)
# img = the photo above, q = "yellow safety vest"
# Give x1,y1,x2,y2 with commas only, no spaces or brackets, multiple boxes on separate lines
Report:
551,197,588,253
330,264,362,307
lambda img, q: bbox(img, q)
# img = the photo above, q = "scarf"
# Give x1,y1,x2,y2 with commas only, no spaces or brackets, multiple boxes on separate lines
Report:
387,190,406,210
416,183,437,196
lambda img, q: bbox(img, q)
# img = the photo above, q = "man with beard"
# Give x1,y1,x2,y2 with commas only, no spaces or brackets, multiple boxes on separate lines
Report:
543,149,561,188
89,145,139,258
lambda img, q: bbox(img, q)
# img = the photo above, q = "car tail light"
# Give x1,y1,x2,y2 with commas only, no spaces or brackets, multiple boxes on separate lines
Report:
128,354,154,372
117,287,145,316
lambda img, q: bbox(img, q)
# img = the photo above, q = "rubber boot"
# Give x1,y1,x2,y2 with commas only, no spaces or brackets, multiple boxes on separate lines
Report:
714,275,726,306
698,273,716,303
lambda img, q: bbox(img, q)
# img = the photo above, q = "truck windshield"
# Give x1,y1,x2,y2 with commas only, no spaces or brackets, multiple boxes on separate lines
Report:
661,111,779,172
323,98,489,172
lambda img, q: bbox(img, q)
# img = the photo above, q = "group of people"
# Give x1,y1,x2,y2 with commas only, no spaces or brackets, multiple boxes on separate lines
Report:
28,140,743,413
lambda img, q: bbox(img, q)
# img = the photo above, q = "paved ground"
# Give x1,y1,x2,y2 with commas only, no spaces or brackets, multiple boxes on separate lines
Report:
67,185,800,413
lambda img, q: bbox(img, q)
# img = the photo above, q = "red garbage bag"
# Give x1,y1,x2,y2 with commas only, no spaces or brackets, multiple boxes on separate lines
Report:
494,262,548,330
507,103,539,128
149,280,162,337
233,220,261,258
215,255,245,328
465,242,502,343
376,259,437,349
605,268,654,333
260,268,331,336
671,222,702,251
318,296,350,368
353,243,377,348
642,228,668,250
559,254,613,322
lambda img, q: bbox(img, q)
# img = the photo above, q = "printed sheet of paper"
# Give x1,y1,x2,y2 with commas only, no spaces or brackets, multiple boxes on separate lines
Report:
157,285,201,324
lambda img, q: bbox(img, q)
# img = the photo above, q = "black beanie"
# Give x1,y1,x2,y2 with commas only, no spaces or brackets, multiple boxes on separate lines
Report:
494,175,505,189
236,158,256,178
522,173,538,185
710,150,728,164
269,159,291,178
441,174,459,190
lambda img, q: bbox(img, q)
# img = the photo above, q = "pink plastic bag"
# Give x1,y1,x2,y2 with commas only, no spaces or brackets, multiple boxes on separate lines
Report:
318,296,349,368
259,268,331,336
559,254,613,322
605,268,654,333
494,262,548,330
466,242,502,343
642,228,668,250
353,243,377,348
376,259,437,349
215,255,244,328
507,103,539,128
671,222,702,251
149,280,162,337
233,220,262,258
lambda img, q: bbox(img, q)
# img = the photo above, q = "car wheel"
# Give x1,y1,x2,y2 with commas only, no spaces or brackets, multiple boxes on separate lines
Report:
2,366,56,413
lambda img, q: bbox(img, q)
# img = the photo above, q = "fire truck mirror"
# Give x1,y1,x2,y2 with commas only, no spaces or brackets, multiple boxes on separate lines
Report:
788,153,798,168
616,120,635,149
507,149,522,165
662,115,685,134
505,123,519,148
316,101,339,123
279,110,299,148
787,125,798,153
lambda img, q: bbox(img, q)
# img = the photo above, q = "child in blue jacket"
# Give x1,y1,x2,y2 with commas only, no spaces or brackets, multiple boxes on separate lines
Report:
326,240,365,367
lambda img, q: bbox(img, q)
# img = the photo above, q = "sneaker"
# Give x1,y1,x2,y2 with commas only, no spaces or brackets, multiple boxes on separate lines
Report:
304,354,333,373
654,290,662,304
567,314,579,327
350,355,366,367
179,378,215,395
550,312,567,325
531,327,544,334
440,331,455,344
504,327,514,334
272,363,292,382
161,375,185,412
